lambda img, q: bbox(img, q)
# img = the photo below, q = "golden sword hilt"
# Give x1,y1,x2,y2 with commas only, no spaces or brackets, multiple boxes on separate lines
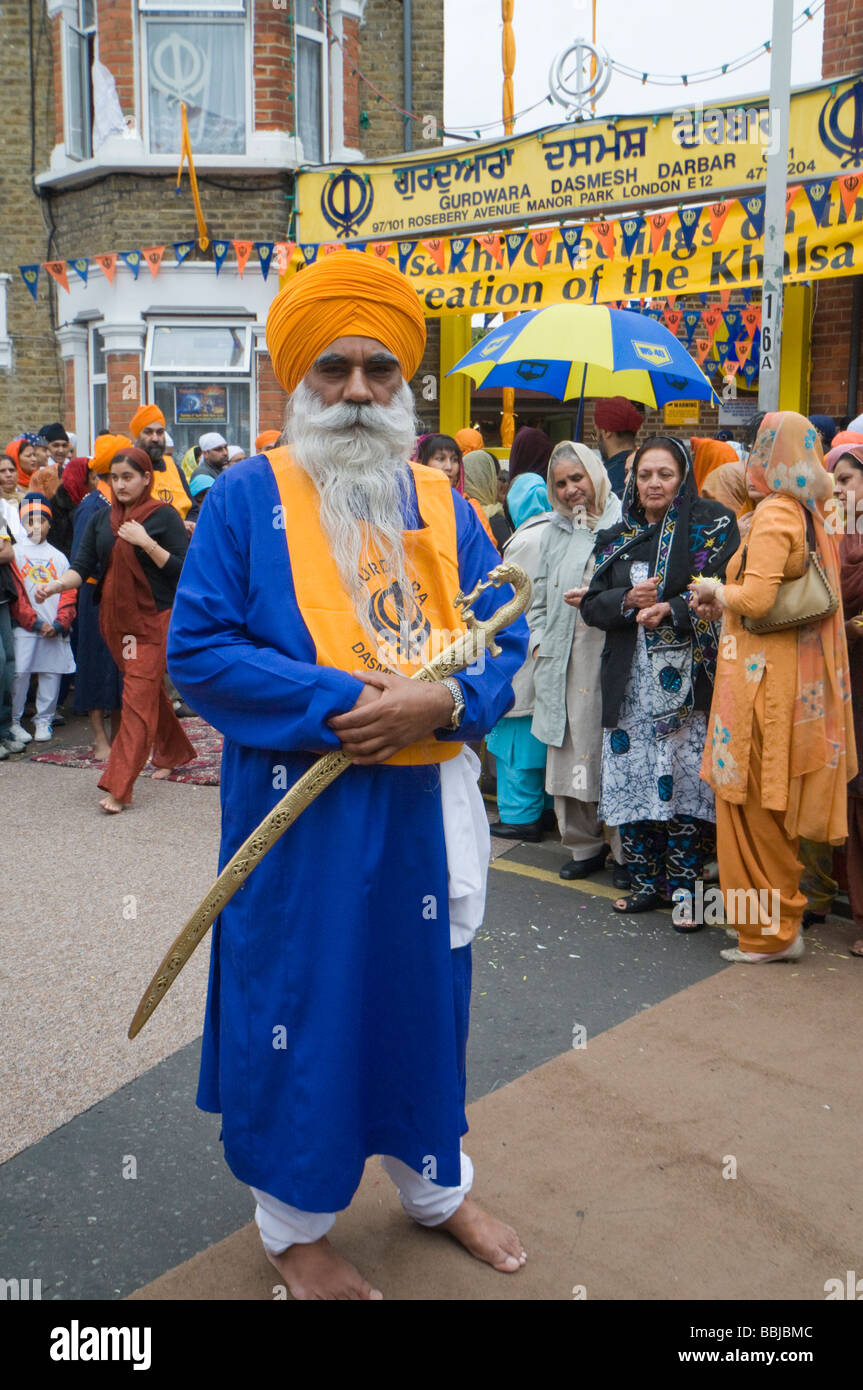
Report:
128,562,530,1039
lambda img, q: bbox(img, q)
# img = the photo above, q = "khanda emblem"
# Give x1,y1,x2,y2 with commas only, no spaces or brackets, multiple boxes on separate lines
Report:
367,581,431,663
156,487,174,505
818,79,863,167
321,168,374,237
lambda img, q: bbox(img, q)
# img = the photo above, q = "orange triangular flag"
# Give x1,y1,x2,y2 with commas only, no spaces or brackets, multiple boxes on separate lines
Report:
475,233,503,266
665,293,677,309
45,260,70,293
274,242,296,274
142,245,165,278
718,288,732,310
590,221,615,260
735,338,752,365
707,200,731,245
421,238,447,271
320,242,343,256
662,308,683,334
742,306,761,338
724,361,740,378
232,240,253,276
369,241,393,259
838,172,862,219
785,185,801,218
694,337,711,364
648,212,672,254
530,227,553,269
701,305,723,341
93,253,117,284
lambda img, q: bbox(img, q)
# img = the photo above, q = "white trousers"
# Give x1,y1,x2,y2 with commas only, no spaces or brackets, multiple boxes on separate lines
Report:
253,1150,475,1253
252,747,487,1254
12,671,61,725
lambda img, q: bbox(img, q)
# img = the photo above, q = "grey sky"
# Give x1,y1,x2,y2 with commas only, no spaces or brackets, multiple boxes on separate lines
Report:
443,0,825,140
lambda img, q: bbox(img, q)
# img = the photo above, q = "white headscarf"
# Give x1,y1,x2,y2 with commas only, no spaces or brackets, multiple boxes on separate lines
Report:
546,441,611,531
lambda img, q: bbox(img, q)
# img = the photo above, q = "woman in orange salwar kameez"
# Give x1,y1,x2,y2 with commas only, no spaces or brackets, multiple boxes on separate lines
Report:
690,412,856,962
35,447,195,813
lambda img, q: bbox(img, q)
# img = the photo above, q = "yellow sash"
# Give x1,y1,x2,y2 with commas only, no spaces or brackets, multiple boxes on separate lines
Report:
269,448,466,766
151,454,191,520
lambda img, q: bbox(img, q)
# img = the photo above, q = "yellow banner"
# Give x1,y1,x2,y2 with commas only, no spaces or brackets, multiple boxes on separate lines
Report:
297,74,863,242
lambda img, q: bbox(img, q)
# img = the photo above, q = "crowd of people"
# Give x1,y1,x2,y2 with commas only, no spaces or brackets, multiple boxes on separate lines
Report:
3,391,863,962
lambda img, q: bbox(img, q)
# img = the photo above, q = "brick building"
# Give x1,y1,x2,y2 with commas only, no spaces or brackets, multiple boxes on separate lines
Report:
0,1,444,453
809,0,863,421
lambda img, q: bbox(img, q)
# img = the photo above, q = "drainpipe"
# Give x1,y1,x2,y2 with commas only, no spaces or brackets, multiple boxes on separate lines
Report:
847,278,863,422
403,0,412,152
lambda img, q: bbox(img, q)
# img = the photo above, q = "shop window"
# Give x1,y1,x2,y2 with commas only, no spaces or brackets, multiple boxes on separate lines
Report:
64,1,97,160
145,319,253,461
140,0,249,155
296,0,328,163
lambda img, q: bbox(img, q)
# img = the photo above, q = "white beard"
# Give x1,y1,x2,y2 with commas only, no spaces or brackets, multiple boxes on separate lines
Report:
284,380,420,663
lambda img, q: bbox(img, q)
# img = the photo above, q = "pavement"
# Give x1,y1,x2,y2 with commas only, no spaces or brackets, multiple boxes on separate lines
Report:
2,711,861,1303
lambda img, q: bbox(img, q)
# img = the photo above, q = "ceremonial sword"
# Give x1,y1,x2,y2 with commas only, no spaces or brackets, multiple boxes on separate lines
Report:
128,562,531,1039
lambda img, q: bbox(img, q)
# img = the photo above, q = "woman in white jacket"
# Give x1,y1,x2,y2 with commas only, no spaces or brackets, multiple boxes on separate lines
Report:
529,442,623,880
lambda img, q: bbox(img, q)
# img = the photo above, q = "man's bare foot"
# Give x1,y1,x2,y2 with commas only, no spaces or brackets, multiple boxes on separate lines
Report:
438,1196,526,1273
99,793,124,814
92,743,110,762
265,1236,383,1300
152,766,174,780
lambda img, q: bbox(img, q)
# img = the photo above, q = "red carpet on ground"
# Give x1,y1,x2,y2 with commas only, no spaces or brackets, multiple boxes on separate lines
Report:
28,717,223,786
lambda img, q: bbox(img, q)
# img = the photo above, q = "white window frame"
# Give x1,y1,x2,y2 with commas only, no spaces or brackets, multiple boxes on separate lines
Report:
139,2,252,158
144,319,253,375
62,1,97,161
295,1,330,164
89,324,108,439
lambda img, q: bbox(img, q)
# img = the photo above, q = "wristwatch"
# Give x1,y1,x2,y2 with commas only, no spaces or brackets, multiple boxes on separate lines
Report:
440,677,466,731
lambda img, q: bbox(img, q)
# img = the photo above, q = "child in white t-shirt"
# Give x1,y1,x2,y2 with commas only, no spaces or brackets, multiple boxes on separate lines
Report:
10,494,76,743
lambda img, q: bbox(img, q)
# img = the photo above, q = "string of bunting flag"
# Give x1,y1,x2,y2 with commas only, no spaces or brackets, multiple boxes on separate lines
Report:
18,170,861,304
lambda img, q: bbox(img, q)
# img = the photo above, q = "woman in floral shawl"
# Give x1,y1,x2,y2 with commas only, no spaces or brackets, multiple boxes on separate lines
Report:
581,436,739,919
691,412,856,962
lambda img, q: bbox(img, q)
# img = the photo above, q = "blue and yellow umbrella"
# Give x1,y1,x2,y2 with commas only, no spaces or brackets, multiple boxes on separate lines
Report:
447,303,718,408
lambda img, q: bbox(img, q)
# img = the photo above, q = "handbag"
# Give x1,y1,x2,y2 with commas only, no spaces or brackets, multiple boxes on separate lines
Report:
741,511,838,633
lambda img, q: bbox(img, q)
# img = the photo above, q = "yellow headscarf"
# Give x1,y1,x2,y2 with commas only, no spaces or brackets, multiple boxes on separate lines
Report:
463,449,504,518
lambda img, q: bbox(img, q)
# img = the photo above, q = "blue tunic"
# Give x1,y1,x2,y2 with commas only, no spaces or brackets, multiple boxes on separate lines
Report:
167,456,527,1211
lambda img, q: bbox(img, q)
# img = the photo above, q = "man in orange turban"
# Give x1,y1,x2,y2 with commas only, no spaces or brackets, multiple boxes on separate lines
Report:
167,249,528,1299
129,404,192,525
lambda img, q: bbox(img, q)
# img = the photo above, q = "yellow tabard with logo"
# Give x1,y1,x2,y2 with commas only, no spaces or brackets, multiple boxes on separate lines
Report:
269,447,466,766
151,454,191,520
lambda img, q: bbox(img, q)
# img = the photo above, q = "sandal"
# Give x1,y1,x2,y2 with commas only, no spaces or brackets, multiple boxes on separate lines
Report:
612,890,663,914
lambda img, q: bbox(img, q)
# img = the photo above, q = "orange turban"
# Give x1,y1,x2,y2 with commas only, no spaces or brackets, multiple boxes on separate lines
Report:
90,433,132,474
265,251,426,393
690,436,738,490
129,403,165,437
831,430,863,448
255,429,281,452
455,427,483,453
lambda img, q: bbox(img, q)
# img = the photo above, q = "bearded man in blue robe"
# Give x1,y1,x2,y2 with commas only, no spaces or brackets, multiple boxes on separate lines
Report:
167,252,528,1299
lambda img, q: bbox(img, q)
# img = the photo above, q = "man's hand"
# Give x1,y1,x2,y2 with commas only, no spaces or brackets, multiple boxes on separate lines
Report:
184,520,196,536
327,670,456,764
40,621,57,638
636,600,672,630
34,582,57,604
625,576,660,610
